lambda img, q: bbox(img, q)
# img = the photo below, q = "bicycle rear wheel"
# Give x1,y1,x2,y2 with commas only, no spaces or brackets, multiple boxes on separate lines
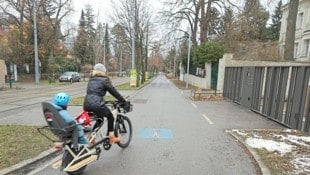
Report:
114,115,132,148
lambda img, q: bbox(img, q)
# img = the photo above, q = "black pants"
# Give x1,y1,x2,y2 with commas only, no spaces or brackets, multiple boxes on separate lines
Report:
89,105,115,133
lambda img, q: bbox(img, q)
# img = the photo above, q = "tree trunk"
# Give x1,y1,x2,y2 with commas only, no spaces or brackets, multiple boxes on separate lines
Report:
145,24,148,76
205,0,212,42
200,0,206,43
135,36,141,87
283,0,299,61
140,36,145,84
192,4,199,48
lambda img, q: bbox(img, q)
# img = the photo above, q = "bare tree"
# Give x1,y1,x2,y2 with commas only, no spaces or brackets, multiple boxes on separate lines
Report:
149,41,164,74
95,22,104,64
0,0,74,74
160,0,240,48
39,0,74,74
221,7,235,51
160,0,200,47
110,0,153,86
109,0,133,76
0,0,30,67
111,23,131,74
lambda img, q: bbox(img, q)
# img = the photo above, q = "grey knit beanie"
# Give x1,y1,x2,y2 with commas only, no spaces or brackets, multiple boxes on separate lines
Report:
93,63,106,72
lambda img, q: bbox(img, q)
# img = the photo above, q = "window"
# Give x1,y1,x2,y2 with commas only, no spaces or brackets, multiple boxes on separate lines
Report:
294,43,299,58
305,39,310,57
297,12,304,29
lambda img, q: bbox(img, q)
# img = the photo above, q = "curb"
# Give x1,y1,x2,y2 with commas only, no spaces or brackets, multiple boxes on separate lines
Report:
0,148,59,175
226,130,271,175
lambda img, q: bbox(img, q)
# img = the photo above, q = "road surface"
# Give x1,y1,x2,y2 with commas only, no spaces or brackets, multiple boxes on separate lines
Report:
32,75,284,175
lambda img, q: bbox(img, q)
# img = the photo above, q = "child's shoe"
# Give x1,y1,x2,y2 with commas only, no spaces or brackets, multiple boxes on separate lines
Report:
78,136,89,144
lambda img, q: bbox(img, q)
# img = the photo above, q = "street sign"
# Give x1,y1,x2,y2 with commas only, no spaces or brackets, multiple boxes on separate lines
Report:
130,69,137,87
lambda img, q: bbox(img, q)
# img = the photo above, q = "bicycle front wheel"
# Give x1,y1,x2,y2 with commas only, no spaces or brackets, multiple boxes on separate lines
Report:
114,115,132,148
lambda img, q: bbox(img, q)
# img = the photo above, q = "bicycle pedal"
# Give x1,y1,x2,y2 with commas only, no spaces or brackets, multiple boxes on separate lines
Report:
103,138,111,150
96,147,101,155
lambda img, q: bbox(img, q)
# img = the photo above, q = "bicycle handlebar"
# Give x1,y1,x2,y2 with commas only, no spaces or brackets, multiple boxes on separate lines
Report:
105,100,133,113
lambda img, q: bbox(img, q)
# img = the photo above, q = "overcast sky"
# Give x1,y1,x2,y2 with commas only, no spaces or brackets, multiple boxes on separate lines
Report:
69,0,289,25
68,0,161,25
64,0,289,45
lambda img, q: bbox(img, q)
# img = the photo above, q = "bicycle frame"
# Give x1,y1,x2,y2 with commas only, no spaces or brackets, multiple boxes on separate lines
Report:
38,100,132,174
59,118,111,172
61,144,97,172
57,104,122,172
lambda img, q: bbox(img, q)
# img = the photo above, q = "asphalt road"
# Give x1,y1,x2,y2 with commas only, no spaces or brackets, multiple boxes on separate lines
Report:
30,75,284,175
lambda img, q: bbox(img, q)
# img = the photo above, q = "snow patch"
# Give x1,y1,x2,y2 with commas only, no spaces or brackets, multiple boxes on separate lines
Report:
232,129,248,136
291,155,310,174
245,138,293,155
273,134,310,147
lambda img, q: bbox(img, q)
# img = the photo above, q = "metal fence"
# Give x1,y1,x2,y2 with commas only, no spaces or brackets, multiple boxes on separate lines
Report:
223,66,310,132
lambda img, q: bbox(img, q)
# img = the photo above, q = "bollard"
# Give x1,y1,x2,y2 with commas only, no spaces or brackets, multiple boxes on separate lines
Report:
8,74,12,88
9,76,12,88
48,75,51,84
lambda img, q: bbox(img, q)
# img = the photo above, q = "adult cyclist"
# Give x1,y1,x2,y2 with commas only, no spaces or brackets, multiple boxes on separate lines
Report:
83,63,129,144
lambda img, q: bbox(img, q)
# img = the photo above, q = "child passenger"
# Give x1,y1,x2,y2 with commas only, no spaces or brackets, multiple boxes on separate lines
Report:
52,92,88,144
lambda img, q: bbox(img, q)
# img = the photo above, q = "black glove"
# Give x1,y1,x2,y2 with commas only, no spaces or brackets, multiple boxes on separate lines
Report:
122,101,132,112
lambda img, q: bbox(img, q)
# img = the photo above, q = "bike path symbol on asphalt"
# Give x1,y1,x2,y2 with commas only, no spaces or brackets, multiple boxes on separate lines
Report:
138,128,173,139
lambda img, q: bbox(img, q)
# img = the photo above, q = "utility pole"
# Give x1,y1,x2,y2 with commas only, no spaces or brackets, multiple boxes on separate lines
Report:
129,0,137,87
173,43,176,78
186,30,191,89
131,0,135,69
103,39,106,65
103,23,106,65
33,0,39,84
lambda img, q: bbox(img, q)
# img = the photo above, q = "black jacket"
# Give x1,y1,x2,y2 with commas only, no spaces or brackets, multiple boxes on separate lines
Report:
83,76,125,111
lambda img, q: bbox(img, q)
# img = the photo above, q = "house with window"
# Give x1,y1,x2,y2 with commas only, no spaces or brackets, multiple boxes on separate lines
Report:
279,0,310,62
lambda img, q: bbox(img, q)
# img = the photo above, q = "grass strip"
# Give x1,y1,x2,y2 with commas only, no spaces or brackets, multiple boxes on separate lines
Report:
0,125,55,169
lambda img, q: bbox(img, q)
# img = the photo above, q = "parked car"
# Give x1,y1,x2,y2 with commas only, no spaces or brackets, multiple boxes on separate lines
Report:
59,72,80,83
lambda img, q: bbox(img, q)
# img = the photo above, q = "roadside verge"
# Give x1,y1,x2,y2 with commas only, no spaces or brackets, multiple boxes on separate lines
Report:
226,130,271,175
0,149,61,175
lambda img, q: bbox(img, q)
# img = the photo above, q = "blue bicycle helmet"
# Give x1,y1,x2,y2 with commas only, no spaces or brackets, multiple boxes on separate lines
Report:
54,92,70,106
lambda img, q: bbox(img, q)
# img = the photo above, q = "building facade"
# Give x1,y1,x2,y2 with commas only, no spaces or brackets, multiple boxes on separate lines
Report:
279,0,310,62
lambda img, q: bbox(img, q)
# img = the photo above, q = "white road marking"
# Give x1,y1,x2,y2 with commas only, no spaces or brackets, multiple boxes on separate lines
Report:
202,114,214,125
153,129,160,138
191,102,197,108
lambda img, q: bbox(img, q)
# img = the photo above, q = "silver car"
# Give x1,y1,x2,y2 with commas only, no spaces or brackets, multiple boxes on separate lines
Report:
59,72,80,83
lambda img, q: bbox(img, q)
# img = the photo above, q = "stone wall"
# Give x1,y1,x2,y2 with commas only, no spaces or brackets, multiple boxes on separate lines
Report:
182,63,211,89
